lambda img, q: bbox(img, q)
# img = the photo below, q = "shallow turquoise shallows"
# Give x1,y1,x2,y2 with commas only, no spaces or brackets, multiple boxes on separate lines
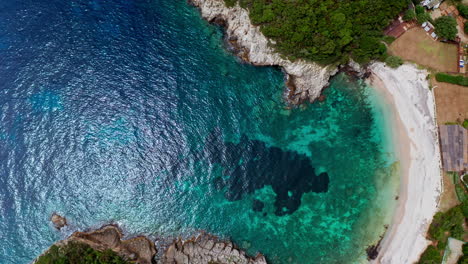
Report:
0,0,400,263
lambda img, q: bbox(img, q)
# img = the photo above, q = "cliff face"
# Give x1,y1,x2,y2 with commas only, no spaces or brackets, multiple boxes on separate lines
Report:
189,0,338,104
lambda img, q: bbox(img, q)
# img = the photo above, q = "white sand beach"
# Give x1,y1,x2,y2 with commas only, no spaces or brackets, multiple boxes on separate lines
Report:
368,63,442,264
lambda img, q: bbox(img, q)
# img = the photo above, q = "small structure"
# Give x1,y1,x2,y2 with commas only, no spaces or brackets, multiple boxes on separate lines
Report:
439,125,468,172
422,21,435,32
422,21,435,30
442,237,465,264
421,21,438,39
422,0,444,9
384,18,407,38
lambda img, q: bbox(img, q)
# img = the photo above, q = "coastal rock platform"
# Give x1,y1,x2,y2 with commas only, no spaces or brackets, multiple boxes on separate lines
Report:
161,234,267,264
36,215,267,264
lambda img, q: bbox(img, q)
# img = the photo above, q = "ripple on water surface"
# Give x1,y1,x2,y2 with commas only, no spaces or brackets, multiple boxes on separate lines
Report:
0,0,400,263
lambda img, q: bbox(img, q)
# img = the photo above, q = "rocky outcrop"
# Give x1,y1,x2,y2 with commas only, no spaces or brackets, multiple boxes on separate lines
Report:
189,0,338,104
50,213,67,230
53,225,156,264
161,233,267,264
37,215,267,264
70,225,156,264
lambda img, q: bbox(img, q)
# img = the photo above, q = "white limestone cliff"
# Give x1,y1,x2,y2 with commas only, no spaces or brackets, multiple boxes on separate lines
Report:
189,0,338,104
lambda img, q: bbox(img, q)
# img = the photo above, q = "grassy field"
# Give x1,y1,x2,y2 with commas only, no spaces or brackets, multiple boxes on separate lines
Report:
433,77,468,125
439,171,461,212
389,28,458,72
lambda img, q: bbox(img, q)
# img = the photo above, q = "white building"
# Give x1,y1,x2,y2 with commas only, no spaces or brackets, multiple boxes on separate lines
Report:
421,0,443,9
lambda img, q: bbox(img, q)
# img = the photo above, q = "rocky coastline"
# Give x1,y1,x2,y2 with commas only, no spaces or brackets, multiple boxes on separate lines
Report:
188,0,345,104
36,214,267,264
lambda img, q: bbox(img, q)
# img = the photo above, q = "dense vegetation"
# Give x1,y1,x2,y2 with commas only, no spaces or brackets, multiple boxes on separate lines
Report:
434,16,458,40
225,0,408,65
418,245,443,264
428,205,466,247
404,9,416,21
435,73,468,86
416,5,433,24
36,242,129,264
458,244,468,264
418,177,467,264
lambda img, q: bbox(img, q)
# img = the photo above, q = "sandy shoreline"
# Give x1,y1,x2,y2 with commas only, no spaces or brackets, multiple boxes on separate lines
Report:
368,63,442,264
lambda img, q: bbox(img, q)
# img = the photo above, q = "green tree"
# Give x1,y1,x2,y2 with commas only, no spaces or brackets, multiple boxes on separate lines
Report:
417,12,432,24
403,9,416,21
434,16,458,40
416,5,425,14
458,4,468,19
464,21,468,34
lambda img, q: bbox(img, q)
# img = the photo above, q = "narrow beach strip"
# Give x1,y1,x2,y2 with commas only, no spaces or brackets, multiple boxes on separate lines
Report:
368,62,442,264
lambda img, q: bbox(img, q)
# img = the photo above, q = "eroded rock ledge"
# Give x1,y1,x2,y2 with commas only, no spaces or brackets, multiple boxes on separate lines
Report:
162,233,266,264
37,215,267,264
188,0,339,104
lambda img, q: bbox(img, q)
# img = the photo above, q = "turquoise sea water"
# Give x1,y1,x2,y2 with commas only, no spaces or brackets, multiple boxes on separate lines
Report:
0,0,400,263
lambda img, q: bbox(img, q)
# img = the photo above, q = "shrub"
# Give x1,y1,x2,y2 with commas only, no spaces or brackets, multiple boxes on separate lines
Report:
463,119,468,129
382,36,396,44
435,73,468,86
434,16,458,40
385,56,403,68
464,21,468,34
224,0,237,7
436,238,447,250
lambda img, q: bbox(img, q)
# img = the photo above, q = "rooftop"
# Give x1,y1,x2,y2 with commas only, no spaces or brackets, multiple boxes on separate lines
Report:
422,0,444,9
439,125,468,172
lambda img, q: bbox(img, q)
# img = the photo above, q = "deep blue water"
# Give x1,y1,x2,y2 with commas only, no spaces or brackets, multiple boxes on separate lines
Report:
0,0,399,263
